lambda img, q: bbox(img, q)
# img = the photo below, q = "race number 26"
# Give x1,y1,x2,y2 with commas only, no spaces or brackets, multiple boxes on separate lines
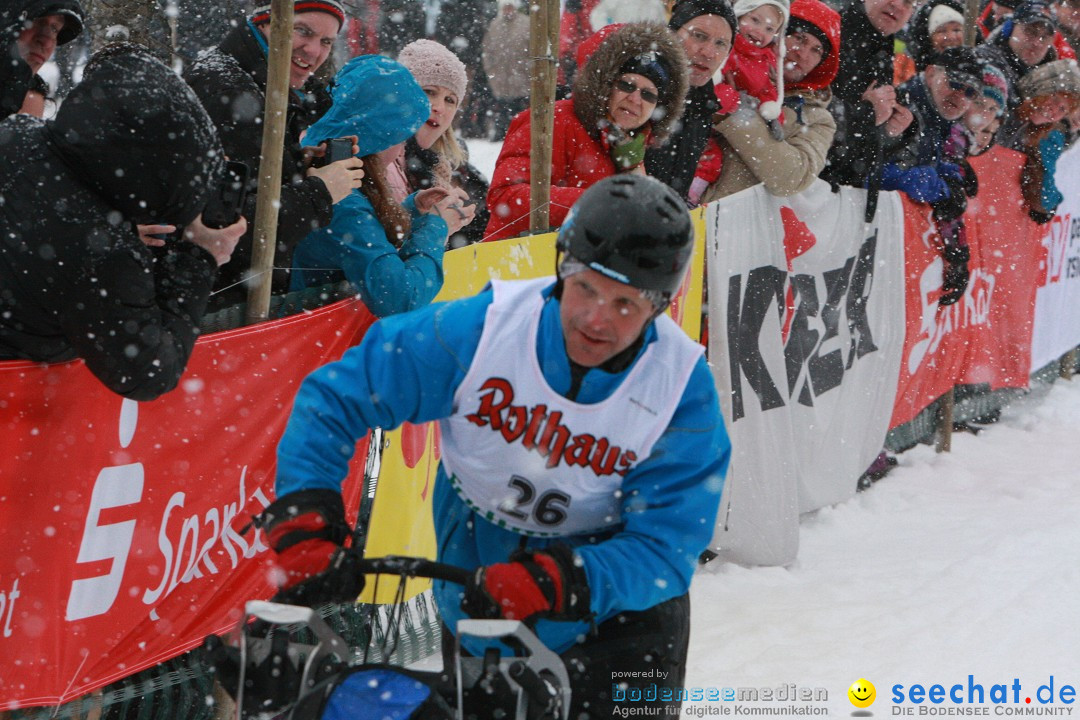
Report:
499,476,570,528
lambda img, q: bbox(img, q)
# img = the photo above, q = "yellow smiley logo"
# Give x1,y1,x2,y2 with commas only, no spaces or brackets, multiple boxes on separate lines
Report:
848,678,876,708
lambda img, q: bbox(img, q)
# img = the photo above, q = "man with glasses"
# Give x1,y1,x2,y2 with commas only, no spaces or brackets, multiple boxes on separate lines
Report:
184,0,366,310
644,0,738,201
883,47,985,305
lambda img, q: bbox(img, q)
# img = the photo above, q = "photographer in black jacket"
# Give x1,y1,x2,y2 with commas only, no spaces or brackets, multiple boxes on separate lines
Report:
0,49,245,401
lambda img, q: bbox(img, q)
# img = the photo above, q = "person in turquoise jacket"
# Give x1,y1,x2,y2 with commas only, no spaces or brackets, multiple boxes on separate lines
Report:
291,54,472,317
265,176,730,718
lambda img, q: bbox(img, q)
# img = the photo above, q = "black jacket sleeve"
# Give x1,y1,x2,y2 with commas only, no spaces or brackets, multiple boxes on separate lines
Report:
60,229,217,401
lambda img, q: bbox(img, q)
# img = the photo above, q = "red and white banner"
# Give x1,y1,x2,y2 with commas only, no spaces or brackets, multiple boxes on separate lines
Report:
705,181,907,566
0,300,376,709
1031,142,1080,370
961,147,1041,390
891,146,1043,427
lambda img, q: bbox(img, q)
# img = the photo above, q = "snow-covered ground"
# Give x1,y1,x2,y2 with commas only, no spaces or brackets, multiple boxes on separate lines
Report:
684,377,1080,718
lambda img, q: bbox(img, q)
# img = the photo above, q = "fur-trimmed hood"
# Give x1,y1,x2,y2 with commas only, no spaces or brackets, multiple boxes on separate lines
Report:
572,22,689,147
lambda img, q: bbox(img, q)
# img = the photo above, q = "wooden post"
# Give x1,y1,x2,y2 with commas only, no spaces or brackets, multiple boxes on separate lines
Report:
964,0,981,45
936,388,954,453
245,0,294,325
1062,348,1078,380
529,0,559,234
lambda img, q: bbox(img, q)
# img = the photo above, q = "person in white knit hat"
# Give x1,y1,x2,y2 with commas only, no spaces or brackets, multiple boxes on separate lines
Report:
725,0,791,122
928,4,966,51
385,39,469,196
386,38,481,246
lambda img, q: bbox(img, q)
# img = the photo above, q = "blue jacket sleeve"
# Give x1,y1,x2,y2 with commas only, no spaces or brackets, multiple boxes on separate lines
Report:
312,192,450,318
575,357,730,617
275,289,492,496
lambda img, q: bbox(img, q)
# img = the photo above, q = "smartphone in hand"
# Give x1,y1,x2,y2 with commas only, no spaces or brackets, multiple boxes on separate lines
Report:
325,137,354,164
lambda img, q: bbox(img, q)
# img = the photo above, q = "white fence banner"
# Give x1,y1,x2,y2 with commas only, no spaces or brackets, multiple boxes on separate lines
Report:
1031,143,1080,370
705,181,907,566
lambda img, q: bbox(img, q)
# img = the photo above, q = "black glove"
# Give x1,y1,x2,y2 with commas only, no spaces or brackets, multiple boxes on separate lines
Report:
931,174,968,223
257,489,364,606
939,245,970,307
461,545,590,622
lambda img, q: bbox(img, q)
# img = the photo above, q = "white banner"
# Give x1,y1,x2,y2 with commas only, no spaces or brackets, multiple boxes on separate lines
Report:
1031,144,1080,371
705,181,907,566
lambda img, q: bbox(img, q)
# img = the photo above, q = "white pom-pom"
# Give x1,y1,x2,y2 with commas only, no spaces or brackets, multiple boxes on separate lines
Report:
759,100,782,121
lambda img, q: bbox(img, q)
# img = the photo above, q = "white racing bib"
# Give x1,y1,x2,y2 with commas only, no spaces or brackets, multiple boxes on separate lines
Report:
439,278,703,537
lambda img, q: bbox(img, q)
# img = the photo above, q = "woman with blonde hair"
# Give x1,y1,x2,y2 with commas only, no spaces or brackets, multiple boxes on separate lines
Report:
387,38,489,246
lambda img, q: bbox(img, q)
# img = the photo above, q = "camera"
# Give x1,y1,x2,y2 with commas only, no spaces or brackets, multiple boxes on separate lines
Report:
202,160,250,229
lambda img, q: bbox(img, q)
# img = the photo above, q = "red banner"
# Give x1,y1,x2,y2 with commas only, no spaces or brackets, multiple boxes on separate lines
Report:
0,299,376,709
890,197,972,427
961,147,1041,389
890,147,1042,428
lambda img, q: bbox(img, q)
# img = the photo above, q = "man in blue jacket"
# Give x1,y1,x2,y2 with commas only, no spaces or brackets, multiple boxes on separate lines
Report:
264,175,731,718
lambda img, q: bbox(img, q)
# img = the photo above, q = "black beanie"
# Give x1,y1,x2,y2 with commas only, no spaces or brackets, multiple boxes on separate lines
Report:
620,50,675,101
668,0,737,37
787,16,832,58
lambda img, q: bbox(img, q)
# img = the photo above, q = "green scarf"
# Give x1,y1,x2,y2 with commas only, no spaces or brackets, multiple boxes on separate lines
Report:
609,127,649,170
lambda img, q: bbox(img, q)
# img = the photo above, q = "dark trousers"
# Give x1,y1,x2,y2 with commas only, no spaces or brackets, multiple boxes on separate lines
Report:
443,593,691,719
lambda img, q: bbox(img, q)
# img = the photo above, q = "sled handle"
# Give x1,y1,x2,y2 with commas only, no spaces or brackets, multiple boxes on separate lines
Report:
351,554,472,586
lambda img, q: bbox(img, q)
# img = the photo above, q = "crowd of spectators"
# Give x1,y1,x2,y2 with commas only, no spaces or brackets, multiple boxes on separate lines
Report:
2,0,1080,402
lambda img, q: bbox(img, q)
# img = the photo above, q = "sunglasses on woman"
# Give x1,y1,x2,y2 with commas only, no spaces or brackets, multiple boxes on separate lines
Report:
614,78,660,105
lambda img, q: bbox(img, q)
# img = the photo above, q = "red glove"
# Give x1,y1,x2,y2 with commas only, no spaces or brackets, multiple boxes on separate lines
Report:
258,489,363,605
462,545,590,622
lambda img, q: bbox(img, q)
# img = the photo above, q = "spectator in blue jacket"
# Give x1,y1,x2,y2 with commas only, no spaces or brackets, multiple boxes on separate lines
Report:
291,54,473,317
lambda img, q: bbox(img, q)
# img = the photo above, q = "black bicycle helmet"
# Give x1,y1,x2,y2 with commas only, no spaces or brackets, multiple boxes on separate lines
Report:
556,175,694,303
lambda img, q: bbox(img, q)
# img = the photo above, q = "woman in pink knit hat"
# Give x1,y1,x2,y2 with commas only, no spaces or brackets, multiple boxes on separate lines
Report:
384,38,487,246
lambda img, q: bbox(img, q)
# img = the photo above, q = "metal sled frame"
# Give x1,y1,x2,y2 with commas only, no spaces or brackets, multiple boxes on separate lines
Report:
455,619,571,720
226,556,571,720
235,601,352,720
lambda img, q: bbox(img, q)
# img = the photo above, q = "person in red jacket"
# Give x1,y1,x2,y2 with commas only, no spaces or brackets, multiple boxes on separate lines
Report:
483,22,689,243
